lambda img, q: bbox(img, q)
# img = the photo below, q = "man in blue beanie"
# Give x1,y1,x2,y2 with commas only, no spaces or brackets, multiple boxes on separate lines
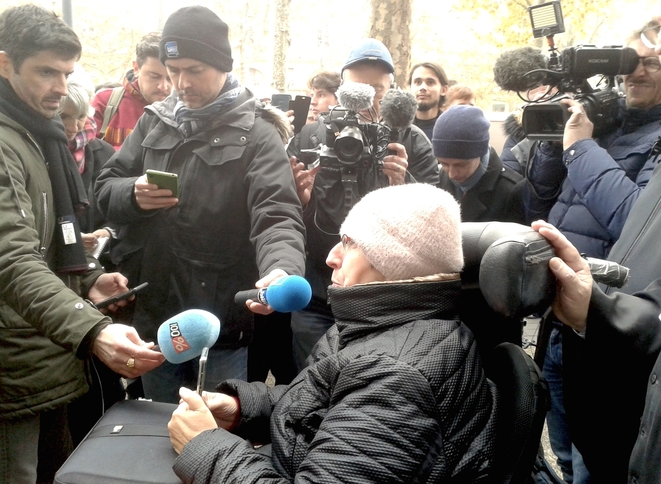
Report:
432,104,525,223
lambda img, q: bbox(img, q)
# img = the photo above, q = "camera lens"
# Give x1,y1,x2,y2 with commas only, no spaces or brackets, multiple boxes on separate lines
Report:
334,125,364,163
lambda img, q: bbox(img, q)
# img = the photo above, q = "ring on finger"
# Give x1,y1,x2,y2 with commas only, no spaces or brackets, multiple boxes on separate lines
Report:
126,357,135,369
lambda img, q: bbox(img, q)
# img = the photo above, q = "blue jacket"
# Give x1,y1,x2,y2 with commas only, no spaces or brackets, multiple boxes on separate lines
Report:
524,105,661,258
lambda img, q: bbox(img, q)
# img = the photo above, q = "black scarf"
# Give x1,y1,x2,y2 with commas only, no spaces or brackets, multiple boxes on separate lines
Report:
620,102,661,135
0,78,89,273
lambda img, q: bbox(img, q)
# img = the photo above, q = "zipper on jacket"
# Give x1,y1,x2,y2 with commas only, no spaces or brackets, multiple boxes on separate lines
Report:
40,192,49,256
605,193,661,294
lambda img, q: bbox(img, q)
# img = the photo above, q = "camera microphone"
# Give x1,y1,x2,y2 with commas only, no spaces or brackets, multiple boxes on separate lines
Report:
336,82,375,112
234,275,312,313
380,89,418,143
493,46,549,93
156,309,221,364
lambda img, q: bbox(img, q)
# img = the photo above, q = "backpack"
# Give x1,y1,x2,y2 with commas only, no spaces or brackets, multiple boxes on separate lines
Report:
99,86,125,139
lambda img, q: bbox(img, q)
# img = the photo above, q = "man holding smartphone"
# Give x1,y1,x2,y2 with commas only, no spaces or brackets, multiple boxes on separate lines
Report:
96,6,306,404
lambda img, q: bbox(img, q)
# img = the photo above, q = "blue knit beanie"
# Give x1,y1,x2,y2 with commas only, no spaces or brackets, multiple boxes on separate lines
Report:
432,105,490,159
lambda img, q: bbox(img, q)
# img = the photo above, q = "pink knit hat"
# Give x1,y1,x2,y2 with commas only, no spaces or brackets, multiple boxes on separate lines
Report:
340,184,463,280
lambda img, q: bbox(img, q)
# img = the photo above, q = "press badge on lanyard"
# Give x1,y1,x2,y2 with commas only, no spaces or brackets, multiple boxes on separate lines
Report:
58,216,77,245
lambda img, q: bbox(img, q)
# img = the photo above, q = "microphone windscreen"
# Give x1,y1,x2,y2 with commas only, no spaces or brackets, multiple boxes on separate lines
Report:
265,275,312,312
380,89,417,130
157,309,221,364
336,82,375,112
493,47,548,92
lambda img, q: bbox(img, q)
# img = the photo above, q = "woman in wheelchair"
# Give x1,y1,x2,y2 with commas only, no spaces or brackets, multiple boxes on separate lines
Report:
167,184,497,483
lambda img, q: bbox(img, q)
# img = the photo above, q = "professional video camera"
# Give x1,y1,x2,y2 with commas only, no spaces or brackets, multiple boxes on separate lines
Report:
301,82,418,219
520,1,639,141
317,87,390,172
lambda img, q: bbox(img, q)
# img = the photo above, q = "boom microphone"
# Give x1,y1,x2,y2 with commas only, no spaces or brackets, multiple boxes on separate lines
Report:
493,46,548,93
380,89,418,142
336,82,375,112
234,275,312,313
156,309,221,364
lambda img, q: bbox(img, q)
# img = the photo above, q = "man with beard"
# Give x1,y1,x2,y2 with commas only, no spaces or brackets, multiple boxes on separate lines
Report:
91,32,172,150
95,6,306,404
408,61,450,140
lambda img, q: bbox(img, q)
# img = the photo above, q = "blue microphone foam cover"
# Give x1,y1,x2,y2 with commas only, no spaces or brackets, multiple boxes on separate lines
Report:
265,275,312,312
157,309,221,364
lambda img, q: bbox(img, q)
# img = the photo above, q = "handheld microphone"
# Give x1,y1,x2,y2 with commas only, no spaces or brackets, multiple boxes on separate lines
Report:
585,257,630,288
380,89,418,147
336,82,375,112
493,46,548,93
234,275,312,313
156,309,221,364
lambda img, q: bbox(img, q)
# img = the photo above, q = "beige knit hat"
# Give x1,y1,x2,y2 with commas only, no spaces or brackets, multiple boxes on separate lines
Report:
340,183,463,280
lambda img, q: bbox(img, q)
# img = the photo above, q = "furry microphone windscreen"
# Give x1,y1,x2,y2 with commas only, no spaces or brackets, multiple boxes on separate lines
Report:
493,47,548,92
336,82,375,112
380,89,418,130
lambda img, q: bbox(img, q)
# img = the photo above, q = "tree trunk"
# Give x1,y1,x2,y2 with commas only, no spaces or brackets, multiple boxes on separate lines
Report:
369,0,411,88
273,0,291,92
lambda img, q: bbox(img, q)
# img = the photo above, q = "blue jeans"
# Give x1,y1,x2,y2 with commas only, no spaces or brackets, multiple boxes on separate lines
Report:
141,346,247,403
543,326,592,484
291,305,335,373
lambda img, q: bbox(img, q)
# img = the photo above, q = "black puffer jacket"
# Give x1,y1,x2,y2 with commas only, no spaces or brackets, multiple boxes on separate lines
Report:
173,277,496,483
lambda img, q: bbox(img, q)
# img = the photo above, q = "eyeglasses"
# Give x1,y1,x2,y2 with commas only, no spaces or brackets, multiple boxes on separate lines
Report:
637,56,661,73
641,24,660,50
340,234,355,250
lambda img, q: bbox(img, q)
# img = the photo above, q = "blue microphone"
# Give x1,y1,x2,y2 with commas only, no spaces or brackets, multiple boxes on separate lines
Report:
234,275,312,312
156,309,221,364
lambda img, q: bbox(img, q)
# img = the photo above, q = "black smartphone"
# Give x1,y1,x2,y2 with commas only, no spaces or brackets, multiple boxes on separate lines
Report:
196,347,209,395
289,95,312,134
146,169,179,198
95,282,149,309
271,93,292,112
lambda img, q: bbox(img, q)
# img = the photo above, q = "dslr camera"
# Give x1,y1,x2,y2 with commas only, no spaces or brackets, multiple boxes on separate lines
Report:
521,1,639,141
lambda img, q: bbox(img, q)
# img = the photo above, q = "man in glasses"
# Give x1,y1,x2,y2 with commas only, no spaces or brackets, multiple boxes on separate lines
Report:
522,19,661,484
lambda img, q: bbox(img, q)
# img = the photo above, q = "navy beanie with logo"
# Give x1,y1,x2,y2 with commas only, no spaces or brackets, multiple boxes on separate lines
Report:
432,105,491,159
159,6,233,73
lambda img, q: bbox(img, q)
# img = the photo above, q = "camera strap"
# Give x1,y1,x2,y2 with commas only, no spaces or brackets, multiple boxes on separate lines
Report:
340,166,360,221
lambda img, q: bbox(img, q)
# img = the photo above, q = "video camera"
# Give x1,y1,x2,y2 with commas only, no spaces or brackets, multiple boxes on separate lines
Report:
521,1,639,141
317,105,390,171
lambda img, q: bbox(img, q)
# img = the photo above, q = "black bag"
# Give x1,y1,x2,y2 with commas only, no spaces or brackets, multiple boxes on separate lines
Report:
55,399,181,484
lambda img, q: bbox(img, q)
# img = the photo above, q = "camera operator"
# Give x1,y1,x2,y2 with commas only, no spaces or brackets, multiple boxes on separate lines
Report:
524,22,661,484
288,39,439,372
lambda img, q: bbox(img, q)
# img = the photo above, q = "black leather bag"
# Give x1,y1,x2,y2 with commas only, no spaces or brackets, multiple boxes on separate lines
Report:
55,399,181,484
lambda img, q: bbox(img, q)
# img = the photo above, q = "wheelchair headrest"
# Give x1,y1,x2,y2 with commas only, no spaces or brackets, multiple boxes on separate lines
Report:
461,222,556,319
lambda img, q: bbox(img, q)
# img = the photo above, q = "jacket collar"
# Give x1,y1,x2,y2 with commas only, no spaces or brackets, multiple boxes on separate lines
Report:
328,276,461,348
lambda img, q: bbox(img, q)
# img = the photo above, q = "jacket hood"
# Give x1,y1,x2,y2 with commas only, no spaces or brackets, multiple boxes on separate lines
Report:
259,103,293,144
503,111,526,142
